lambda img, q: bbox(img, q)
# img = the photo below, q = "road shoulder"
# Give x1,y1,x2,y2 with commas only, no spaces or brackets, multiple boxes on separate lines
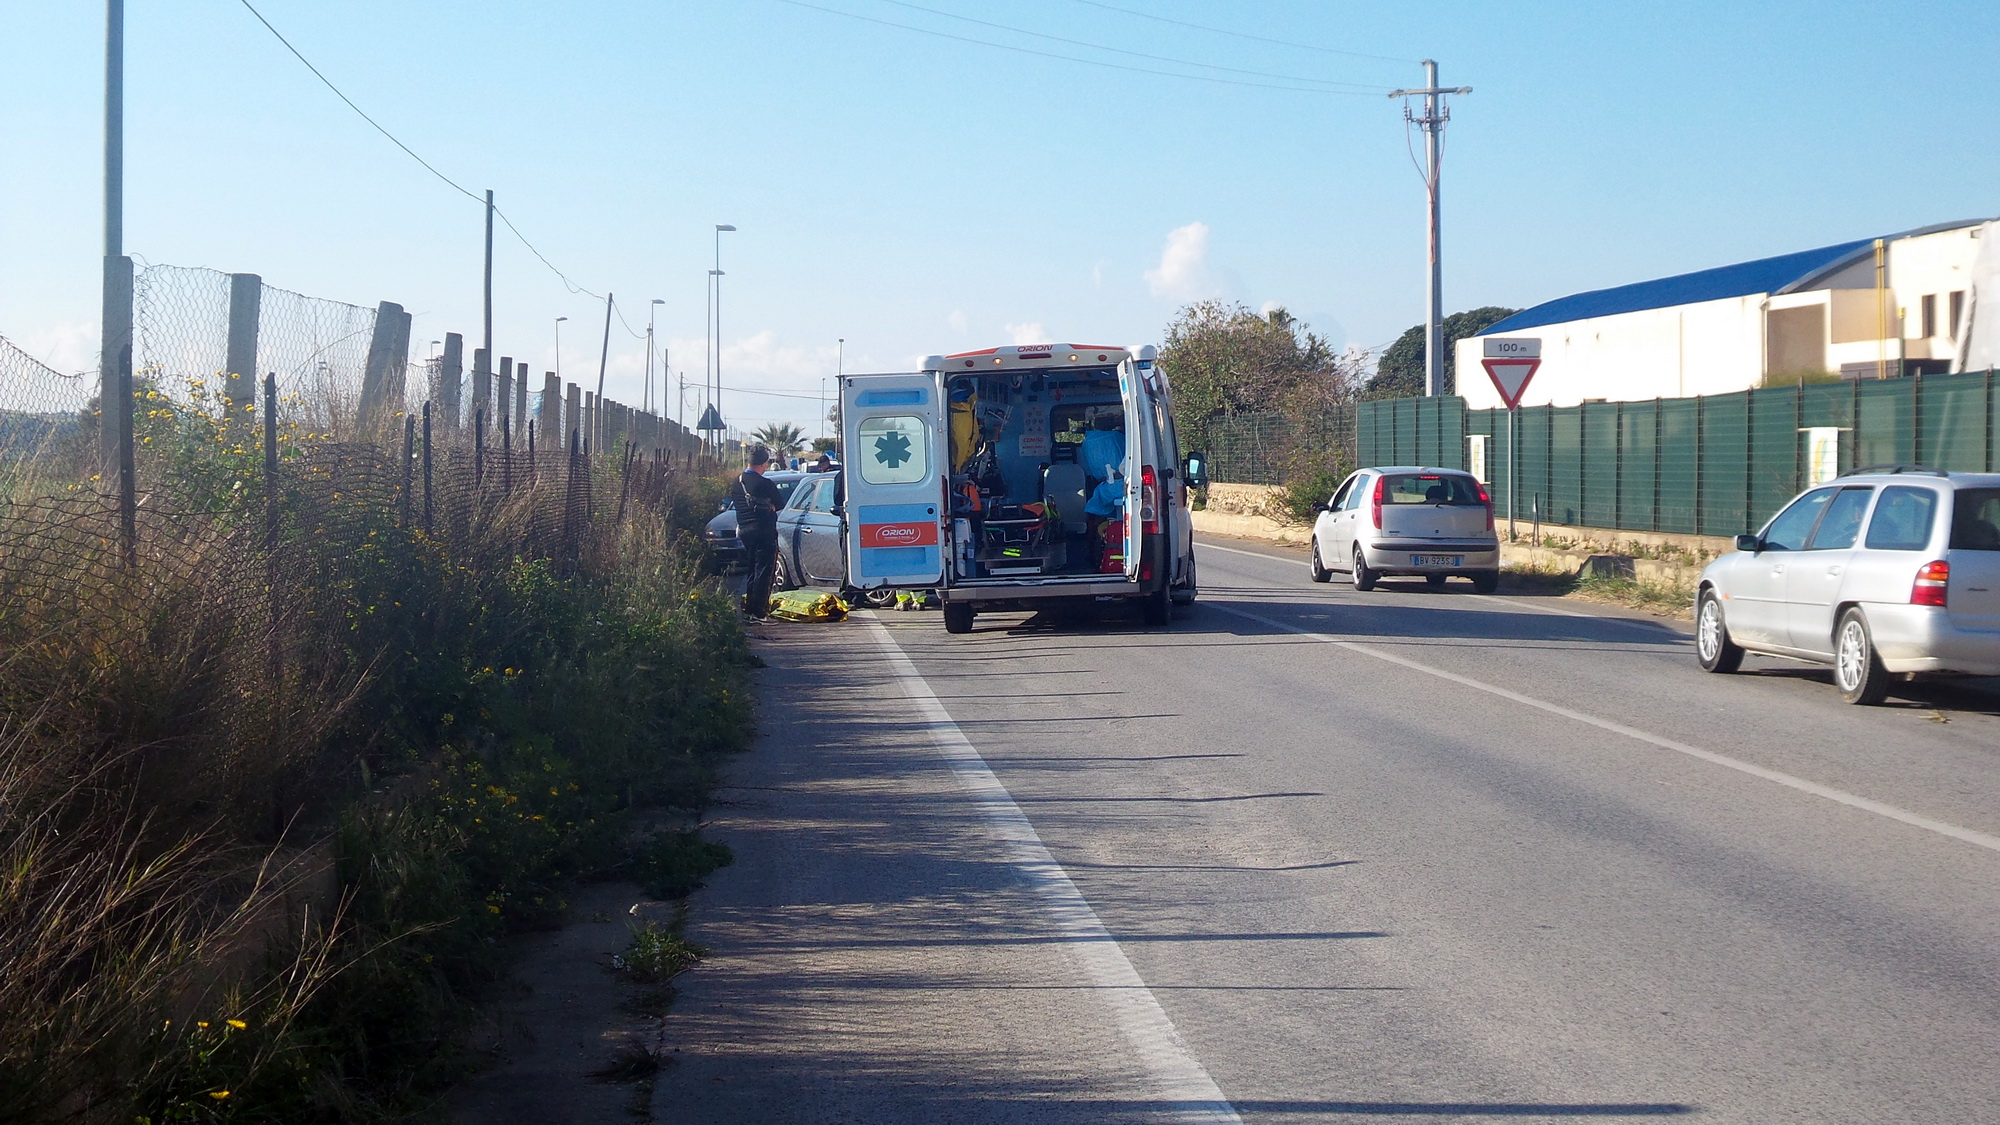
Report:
648,620,1178,1124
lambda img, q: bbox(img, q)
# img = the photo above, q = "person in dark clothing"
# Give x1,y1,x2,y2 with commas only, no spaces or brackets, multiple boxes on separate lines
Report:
733,445,785,618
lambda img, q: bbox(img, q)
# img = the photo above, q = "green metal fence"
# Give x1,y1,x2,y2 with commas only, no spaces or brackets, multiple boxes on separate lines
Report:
1357,370,2000,537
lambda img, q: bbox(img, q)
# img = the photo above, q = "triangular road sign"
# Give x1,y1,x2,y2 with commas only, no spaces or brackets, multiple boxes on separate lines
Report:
695,403,725,431
1481,358,1541,409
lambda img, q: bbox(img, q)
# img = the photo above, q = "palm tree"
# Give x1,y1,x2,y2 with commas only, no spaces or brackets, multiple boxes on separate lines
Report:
751,422,807,463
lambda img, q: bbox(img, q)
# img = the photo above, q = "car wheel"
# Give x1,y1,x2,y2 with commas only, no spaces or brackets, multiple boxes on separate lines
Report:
1695,589,1744,673
861,588,898,609
1834,608,1888,705
775,553,798,591
1309,536,1332,583
1425,573,1446,590
943,602,975,634
1351,547,1377,592
1470,570,1499,594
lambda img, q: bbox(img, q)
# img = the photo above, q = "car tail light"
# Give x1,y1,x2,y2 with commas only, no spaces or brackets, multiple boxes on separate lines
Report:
1140,466,1159,534
1911,560,1949,607
1474,479,1495,531
1370,475,1386,529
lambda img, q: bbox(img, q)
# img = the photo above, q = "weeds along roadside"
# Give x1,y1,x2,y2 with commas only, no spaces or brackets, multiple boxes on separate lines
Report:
0,387,749,1123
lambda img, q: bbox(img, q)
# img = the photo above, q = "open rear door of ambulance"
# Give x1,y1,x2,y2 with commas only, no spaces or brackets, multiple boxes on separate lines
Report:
1116,355,1146,582
842,371,947,595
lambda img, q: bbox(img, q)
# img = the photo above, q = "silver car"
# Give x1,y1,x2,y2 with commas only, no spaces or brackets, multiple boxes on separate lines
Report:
1695,467,2000,704
1309,466,1501,593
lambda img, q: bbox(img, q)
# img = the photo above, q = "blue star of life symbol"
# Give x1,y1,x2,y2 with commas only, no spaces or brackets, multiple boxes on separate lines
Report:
874,430,912,468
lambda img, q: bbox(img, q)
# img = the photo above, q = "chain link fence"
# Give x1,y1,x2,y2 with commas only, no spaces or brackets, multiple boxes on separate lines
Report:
1202,406,1358,485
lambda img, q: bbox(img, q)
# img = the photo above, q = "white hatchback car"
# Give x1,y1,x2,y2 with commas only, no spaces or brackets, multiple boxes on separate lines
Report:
1308,467,1501,592
1695,467,2000,703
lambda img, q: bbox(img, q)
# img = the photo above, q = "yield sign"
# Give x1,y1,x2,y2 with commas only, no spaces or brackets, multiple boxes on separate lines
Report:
1481,358,1540,408
1479,337,1542,409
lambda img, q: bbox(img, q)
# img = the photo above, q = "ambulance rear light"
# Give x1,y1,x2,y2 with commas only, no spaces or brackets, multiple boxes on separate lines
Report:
1140,466,1159,534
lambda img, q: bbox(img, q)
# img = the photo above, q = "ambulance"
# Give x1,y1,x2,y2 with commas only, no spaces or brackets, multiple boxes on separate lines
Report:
840,343,1206,633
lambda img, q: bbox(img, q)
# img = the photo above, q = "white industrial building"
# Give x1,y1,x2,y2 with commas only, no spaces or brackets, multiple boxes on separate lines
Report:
1454,219,1994,411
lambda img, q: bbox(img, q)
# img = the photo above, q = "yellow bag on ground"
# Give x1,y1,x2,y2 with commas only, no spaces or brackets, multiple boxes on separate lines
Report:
765,589,850,622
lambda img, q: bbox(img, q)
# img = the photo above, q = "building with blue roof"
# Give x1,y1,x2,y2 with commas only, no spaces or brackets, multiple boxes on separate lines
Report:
1453,219,1991,412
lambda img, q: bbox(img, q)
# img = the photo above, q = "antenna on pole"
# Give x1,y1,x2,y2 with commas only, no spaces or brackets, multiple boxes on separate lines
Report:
1389,61,1472,397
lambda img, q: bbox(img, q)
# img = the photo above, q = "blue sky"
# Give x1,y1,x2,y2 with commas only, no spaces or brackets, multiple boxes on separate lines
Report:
4,1,1996,431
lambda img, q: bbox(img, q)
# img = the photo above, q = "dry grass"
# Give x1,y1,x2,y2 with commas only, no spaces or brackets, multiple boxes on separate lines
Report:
0,406,749,1122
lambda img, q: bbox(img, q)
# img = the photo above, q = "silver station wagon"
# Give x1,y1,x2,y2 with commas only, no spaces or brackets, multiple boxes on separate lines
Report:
1696,467,2000,704
1309,467,1501,593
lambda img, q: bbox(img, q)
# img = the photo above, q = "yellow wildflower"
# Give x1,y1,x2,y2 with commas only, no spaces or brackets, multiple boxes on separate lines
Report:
226,1019,247,1030
209,1091,230,1100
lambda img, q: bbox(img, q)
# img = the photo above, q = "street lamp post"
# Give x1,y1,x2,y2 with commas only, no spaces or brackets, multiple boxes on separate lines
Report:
713,224,735,455
646,298,665,416
554,316,567,381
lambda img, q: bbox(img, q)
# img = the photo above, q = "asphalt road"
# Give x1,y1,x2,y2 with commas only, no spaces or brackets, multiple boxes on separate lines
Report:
657,536,2000,1123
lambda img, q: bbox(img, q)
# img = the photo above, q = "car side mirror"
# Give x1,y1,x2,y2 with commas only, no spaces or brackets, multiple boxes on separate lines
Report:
1313,501,1330,513
1182,452,1209,489
1734,533,1762,553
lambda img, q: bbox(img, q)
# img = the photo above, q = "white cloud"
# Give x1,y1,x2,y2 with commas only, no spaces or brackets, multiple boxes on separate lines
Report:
1091,261,1104,289
1260,299,1283,317
1005,322,1048,345
1144,222,1217,301
948,309,968,333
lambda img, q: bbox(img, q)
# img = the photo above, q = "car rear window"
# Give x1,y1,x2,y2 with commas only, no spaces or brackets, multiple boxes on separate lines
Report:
1950,488,2000,551
1381,473,1483,505
1864,485,1939,551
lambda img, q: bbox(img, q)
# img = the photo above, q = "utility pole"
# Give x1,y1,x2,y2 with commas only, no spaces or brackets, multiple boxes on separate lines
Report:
482,189,495,389
1390,62,1471,397
594,292,613,447
100,0,132,474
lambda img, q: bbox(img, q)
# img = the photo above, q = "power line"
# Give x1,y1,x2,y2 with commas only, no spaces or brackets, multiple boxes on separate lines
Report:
772,0,1381,94
870,0,1395,91
1066,0,1418,65
234,0,622,308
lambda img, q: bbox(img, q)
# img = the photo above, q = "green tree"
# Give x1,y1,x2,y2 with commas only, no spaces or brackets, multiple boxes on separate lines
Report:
750,422,807,462
1159,302,1369,503
1365,306,1519,399
1160,301,1367,455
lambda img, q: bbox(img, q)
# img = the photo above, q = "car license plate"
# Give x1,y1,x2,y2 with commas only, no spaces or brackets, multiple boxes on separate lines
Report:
1413,554,1462,567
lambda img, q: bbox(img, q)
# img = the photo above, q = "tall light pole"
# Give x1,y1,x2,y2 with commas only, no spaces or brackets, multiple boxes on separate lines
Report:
713,224,736,452
646,298,664,415
1389,61,1471,397
554,316,567,380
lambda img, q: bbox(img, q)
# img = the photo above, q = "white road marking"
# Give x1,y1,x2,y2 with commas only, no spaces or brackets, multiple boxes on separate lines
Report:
1208,601,2000,858
867,616,1242,1123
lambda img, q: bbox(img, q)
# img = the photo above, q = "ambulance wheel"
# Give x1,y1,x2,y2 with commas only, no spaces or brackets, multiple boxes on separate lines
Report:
1141,585,1172,627
943,603,975,634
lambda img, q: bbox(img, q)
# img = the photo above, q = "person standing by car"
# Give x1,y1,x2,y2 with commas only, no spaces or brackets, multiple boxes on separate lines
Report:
734,445,785,619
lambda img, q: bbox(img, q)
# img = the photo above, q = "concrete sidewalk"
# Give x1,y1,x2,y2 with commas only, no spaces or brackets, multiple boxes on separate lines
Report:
650,619,1185,1124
